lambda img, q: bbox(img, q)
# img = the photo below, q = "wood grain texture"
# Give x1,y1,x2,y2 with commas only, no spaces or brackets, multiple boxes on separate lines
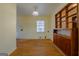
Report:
53,33,71,56
10,39,63,56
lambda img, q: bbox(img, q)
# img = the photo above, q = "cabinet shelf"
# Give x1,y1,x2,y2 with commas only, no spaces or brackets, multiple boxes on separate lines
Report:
55,3,78,29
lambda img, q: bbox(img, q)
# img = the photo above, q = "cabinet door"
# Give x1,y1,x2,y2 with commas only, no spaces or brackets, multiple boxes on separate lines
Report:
61,17,66,28
58,36,63,50
65,39,71,56
53,34,58,45
56,35,60,48
61,37,66,53
53,34,57,44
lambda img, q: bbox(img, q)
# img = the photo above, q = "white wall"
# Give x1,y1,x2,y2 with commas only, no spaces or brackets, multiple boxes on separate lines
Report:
16,3,67,41
0,4,16,55
16,16,51,39
17,3,66,40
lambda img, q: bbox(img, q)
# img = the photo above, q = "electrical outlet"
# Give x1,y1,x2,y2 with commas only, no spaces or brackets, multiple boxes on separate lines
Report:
39,36,41,39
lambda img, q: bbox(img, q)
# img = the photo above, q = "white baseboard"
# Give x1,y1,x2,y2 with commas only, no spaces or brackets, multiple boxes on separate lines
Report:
16,38,51,40
0,53,8,56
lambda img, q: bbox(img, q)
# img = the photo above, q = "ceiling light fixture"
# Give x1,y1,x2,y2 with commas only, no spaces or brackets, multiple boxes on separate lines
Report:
32,6,39,16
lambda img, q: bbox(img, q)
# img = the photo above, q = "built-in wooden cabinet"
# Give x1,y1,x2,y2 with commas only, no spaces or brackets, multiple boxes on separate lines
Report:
54,3,78,56
55,3,78,29
53,33,71,56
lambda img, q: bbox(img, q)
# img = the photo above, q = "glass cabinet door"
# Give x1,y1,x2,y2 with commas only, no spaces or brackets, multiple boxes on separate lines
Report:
68,23,72,29
61,9,66,17
62,22,66,28
68,7,77,16
68,3,77,10
68,17,72,22
61,17,66,28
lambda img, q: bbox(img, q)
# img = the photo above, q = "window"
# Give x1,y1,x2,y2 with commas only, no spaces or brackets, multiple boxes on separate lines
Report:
37,20,45,32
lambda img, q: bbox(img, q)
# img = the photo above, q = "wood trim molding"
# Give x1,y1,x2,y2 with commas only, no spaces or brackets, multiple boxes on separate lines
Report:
16,38,51,40
78,3,79,56
53,43,65,56
8,48,17,56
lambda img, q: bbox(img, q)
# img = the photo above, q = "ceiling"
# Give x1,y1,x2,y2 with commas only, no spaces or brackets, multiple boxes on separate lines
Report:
17,3,65,16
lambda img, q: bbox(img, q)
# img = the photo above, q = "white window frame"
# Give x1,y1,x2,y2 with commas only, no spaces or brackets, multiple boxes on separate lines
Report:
36,20,45,32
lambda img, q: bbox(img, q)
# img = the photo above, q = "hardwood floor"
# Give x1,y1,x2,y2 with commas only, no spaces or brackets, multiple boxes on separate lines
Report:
10,39,63,56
